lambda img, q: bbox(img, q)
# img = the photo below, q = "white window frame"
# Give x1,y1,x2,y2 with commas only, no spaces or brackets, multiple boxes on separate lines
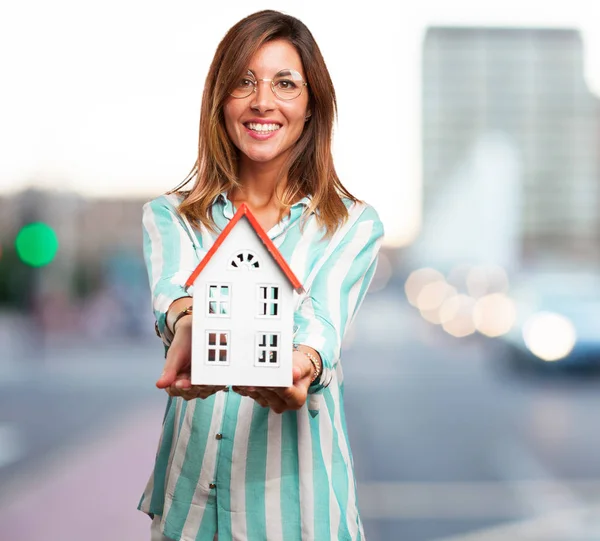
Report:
255,332,280,367
256,285,280,318
205,331,230,365
206,283,231,318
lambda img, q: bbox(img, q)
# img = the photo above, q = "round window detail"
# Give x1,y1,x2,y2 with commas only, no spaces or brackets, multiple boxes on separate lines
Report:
229,250,260,270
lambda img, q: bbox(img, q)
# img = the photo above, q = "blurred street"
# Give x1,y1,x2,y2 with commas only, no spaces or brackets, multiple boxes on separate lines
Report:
2,283,600,541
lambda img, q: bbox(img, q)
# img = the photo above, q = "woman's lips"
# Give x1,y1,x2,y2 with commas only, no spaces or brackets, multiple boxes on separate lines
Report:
244,122,282,140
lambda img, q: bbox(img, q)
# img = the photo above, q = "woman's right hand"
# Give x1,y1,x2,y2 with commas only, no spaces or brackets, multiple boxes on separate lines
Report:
156,318,225,400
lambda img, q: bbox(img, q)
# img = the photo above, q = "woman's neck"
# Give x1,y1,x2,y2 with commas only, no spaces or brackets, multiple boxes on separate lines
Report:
232,159,288,211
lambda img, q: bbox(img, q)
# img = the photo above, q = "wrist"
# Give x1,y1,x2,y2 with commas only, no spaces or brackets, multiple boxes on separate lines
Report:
165,298,193,340
169,306,193,335
293,344,322,383
172,312,193,334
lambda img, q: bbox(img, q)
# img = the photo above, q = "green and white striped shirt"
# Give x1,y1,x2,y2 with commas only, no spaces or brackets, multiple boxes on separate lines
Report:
139,192,384,541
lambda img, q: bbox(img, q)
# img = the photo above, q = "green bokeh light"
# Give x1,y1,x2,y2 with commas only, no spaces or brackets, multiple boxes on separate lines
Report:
15,222,59,267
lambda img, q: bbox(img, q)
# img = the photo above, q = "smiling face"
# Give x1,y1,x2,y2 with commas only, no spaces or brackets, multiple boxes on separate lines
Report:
223,39,310,172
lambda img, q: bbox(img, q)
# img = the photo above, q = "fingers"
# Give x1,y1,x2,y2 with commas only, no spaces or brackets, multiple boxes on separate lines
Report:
157,354,183,389
166,384,226,401
156,369,177,389
232,386,273,409
232,386,267,407
160,370,192,393
173,373,193,391
254,388,288,413
233,385,306,413
168,382,311,409
166,387,215,401
166,381,312,410
156,332,192,389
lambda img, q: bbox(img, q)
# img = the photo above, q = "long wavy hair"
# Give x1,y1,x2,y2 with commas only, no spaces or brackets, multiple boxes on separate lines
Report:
173,9,357,237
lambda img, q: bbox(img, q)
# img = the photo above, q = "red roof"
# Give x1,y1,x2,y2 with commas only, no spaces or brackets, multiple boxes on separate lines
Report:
185,203,304,292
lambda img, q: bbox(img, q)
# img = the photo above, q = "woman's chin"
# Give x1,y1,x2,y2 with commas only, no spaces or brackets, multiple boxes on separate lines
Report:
241,150,285,165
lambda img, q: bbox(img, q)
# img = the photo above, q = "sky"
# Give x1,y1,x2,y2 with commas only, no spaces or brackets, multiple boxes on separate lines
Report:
1,0,598,246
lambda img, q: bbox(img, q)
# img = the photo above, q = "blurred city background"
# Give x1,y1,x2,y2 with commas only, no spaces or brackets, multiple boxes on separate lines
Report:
1,2,600,540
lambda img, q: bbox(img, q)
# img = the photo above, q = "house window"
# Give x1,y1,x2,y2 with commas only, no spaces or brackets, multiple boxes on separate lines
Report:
206,331,229,365
207,284,230,317
256,333,280,367
230,250,260,270
257,286,279,317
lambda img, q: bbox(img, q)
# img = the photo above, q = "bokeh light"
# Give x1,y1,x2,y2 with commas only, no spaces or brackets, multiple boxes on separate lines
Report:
420,307,444,325
473,293,517,337
417,280,456,312
522,312,577,361
440,294,477,337
405,267,445,307
15,222,59,267
407,265,515,338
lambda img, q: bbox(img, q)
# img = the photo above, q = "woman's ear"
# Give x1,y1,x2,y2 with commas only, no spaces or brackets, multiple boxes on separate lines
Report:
304,111,312,121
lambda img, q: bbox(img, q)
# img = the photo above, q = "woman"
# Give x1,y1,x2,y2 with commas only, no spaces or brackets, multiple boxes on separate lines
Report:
140,10,384,541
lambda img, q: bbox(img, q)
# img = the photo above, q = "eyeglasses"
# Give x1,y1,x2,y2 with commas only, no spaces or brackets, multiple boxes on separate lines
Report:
229,69,308,101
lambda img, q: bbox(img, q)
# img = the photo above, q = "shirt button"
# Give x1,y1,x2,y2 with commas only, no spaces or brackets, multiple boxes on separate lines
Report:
209,483,216,489
215,433,223,440
223,387,229,392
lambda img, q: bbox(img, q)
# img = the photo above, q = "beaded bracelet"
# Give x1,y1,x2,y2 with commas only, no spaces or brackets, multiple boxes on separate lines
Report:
293,344,322,383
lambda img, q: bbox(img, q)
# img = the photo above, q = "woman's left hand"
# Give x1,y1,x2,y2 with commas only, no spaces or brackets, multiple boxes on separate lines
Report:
232,351,314,413
157,317,226,401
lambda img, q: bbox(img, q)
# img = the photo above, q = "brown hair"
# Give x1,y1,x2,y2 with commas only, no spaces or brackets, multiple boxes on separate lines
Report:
173,9,357,237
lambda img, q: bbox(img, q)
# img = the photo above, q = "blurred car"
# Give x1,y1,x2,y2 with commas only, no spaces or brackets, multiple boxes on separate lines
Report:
496,271,600,373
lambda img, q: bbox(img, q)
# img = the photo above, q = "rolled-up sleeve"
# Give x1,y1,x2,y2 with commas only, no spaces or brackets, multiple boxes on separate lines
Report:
293,205,384,393
142,195,202,340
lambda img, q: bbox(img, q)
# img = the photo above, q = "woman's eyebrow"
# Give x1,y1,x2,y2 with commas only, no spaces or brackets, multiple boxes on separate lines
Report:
245,68,298,77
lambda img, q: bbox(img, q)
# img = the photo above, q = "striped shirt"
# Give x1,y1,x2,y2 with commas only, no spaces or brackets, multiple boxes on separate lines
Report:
139,192,384,541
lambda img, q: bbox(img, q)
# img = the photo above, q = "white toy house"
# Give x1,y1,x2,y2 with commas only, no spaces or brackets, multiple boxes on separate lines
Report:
185,203,304,388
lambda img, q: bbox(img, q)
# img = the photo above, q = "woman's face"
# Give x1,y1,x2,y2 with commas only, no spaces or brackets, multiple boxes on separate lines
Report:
223,39,310,169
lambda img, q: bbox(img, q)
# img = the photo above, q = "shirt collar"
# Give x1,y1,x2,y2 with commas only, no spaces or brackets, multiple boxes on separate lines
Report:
213,190,313,240
293,195,312,210
214,191,235,219
214,191,313,218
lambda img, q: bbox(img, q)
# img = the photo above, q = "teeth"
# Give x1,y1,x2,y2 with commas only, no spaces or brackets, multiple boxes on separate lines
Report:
246,123,281,132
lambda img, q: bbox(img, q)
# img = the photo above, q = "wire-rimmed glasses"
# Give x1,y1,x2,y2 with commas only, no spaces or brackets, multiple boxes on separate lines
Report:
229,69,308,100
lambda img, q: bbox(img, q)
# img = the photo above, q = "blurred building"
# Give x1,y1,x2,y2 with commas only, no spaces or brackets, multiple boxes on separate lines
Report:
0,189,146,261
419,27,600,272
0,189,154,337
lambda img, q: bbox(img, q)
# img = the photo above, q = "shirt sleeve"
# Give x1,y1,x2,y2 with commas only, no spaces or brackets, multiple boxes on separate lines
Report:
293,205,384,394
142,194,202,343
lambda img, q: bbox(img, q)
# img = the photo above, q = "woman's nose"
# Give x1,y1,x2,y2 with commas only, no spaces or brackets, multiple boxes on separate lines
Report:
250,80,275,112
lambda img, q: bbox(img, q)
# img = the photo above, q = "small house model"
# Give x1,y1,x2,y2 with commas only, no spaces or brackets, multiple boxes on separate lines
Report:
185,204,304,388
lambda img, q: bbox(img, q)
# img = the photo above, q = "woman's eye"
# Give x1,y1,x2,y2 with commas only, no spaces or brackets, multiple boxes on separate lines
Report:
239,78,254,88
276,79,297,89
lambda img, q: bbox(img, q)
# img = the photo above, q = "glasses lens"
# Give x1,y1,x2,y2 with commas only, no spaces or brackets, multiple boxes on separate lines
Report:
230,74,255,98
272,69,304,100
